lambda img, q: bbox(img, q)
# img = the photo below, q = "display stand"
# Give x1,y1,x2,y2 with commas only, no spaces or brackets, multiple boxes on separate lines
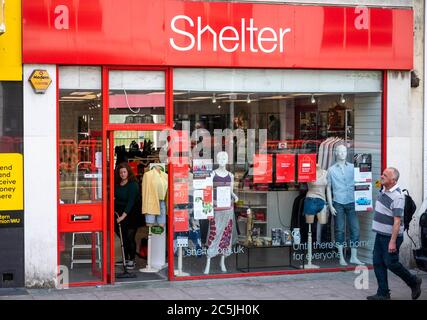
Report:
139,227,159,273
174,246,189,277
304,224,319,269
151,228,167,270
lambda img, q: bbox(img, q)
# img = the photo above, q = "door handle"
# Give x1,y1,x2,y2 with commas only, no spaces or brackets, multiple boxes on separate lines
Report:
71,214,92,221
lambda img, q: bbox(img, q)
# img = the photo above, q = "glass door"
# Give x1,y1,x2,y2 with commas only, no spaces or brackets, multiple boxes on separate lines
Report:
109,130,170,283
58,67,105,286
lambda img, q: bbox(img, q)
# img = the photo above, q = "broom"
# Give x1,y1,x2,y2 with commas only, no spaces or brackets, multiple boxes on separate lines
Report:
115,213,137,279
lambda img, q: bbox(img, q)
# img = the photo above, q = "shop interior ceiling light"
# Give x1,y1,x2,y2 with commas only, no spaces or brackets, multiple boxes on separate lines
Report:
174,99,198,103
218,92,240,97
190,96,212,100
70,91,94,96
59,99,85,102
212,93,216,103
259,95,289,100
311,94,316,104
246,94,251,104
340,94,346,104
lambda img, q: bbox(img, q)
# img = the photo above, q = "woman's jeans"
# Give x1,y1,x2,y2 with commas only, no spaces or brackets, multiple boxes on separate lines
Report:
333,201,360,247
373,233,417,296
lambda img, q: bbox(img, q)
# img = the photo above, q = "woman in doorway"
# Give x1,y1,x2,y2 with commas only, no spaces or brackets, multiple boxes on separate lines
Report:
114,162,140,269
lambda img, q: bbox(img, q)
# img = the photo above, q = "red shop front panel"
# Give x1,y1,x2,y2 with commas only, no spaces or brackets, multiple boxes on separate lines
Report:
23,0,413,70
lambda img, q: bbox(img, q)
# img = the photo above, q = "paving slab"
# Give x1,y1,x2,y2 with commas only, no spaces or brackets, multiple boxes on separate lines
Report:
2,270,426,301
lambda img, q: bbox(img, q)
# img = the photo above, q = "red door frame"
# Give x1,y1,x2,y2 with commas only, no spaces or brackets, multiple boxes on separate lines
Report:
56,66,106,287
58,66,387,286
103,66,175,284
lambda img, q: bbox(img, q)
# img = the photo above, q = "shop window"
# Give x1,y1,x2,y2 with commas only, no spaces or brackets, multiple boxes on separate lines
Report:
171,68,382,277
108,71,166,124
58,67,103,204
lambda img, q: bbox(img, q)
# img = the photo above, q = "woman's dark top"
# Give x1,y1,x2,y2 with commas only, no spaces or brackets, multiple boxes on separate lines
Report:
114,181,139,227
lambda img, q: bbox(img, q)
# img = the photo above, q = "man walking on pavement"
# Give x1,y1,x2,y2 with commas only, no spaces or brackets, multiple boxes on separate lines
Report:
367,167,422,300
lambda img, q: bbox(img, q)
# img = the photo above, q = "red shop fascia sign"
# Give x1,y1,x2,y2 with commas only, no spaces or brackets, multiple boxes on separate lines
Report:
22,0,413,70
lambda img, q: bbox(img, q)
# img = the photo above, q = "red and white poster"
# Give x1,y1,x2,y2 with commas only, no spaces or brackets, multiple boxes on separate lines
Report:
203,186,213,203
172,161,189,179
174,182,189,205
297,154,317,182
174,209,189,232
276,154,295,183
253,154,273,184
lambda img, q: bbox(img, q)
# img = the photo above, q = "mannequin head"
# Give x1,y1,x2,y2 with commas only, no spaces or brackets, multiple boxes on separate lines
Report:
335,145,347,162
217,151,228,167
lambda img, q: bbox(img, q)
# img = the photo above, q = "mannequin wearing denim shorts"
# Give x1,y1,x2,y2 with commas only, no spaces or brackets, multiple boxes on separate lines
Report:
303,164,328,225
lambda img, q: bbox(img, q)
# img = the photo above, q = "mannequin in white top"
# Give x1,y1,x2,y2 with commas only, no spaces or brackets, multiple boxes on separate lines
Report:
303,164,328,269
326,144,364,266
203,151,239,274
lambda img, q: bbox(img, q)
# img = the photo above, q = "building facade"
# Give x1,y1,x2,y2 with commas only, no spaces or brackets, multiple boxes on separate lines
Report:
3,0,421,288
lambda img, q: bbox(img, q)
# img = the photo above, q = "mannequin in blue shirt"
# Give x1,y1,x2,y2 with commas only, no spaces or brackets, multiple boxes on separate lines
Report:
326,144,364,266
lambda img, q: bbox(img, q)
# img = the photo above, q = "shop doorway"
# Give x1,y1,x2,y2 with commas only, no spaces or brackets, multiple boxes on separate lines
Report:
107,130,170,283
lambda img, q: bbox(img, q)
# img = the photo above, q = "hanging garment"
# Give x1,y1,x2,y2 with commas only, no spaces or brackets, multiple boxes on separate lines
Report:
321,138,333,170
291,192,307,229
141,168,168,215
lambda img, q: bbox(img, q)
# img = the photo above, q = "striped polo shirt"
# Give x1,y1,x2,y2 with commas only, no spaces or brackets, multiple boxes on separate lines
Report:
372,184,405,236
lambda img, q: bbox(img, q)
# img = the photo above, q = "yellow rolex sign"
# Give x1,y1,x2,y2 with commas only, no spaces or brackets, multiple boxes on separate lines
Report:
29,69,52,94
0,153,23,211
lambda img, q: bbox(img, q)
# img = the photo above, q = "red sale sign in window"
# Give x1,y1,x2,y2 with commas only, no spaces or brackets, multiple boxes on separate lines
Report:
297,154,317,182
253,154,273,184
172,160,189,179
203,186,213,203
174,209,189,232
276,154,295,183
174,182,189,204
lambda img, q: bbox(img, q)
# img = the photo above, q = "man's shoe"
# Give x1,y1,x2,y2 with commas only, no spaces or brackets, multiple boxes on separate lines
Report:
366,293,391,300
411,277,422,300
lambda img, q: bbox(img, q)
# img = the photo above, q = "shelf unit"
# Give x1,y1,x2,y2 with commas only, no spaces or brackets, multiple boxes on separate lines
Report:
235,190,268,241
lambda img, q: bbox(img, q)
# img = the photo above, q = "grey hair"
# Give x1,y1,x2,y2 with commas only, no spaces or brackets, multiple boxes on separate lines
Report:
388,167,400,182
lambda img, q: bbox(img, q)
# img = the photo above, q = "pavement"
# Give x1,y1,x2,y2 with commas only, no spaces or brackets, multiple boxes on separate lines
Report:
0,269,426,300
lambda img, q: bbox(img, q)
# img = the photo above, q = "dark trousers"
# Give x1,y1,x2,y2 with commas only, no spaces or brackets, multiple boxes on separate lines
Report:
373,233,417,296
115,221,137,261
